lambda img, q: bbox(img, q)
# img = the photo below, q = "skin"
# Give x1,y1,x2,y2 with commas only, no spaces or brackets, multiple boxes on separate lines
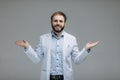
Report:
51,14,65,37
15,14,99,50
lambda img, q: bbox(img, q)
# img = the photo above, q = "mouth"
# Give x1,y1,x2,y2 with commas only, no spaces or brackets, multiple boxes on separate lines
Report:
55,26,61,29
55,26,61,31
52,24,64,33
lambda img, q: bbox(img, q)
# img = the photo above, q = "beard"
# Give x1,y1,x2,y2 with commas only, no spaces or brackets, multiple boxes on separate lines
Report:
52,24,65,33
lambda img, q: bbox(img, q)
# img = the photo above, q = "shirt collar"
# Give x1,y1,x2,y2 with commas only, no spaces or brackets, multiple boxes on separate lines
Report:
51,31,64,39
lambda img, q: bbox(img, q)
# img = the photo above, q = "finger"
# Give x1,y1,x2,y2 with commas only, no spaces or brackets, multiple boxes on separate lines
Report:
97,41,100,43
93,41,100,46
23,40,25,43
23,40,27,43
15,41,20,44
95,41,100,45
15,41,21,45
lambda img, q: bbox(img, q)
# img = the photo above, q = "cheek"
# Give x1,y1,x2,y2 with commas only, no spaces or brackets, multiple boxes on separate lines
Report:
62,23,65,27
51,22,56,26
53,21,58,24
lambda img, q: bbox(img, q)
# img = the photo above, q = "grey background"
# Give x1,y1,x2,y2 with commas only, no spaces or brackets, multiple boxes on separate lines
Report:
0,0,120,80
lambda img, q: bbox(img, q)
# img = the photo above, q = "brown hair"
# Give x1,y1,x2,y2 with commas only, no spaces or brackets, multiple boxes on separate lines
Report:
51,11,67,22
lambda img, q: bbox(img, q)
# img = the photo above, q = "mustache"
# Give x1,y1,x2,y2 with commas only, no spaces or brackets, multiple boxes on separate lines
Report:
55,24,61,27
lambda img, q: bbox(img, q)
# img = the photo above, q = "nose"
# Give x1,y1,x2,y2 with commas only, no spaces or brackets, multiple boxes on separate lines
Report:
56,21,60,24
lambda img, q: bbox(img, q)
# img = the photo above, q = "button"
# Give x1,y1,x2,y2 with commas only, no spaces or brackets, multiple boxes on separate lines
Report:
57,45,59,48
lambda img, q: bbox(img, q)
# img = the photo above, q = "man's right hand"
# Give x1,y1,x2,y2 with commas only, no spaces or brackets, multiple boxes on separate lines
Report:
15,40,29,48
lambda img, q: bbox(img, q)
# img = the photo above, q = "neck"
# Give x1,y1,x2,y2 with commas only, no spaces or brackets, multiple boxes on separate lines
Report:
54,31,62,37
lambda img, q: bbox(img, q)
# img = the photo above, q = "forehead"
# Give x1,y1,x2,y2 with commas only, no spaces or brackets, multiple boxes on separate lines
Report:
53,14,64,20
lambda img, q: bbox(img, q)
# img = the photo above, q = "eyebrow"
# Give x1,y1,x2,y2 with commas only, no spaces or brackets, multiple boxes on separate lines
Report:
53,19,64,21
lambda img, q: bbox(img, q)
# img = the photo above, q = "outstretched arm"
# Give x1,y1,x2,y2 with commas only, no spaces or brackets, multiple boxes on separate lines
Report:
15,40,43,64
72,39,99,64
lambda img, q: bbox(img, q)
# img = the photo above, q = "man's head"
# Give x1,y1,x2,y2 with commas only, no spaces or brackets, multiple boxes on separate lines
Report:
51,11,67,33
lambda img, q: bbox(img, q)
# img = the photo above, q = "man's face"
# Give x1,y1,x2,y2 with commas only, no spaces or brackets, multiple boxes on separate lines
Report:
51,14,66,33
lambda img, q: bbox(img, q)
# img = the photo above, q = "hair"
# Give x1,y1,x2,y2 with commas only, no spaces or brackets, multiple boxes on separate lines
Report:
51,11,67,22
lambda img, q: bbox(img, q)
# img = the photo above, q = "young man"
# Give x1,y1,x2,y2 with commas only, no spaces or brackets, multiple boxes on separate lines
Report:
15,11,99,80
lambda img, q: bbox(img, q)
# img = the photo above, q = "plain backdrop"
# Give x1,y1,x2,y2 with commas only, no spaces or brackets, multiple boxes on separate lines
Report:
0,0,120,80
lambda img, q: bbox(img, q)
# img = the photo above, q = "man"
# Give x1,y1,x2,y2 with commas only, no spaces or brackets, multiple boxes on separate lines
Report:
15,11,99,80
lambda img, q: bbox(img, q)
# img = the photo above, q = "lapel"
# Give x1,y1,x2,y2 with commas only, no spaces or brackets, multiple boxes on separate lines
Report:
46,33,52,51
45,33,52,80
46,33,52,61
63,32,68,60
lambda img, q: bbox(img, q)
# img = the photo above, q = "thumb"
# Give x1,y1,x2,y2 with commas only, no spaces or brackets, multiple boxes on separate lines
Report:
23,40,27,43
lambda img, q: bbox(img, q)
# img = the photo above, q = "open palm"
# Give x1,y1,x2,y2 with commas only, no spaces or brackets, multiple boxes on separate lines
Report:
85,41,99,50
15,40,29,48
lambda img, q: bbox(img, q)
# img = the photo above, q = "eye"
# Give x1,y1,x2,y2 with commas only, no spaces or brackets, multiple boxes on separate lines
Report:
59,20,63,23
54,20,58,22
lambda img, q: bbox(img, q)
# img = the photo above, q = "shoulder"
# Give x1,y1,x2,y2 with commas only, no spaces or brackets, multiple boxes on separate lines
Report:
64,31,76,40
38,33,51,40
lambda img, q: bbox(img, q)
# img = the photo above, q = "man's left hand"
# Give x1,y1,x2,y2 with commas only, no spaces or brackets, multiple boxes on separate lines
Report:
85,41,100,50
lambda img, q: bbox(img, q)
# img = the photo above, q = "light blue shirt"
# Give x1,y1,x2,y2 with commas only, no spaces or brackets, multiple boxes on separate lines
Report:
50,31,64,75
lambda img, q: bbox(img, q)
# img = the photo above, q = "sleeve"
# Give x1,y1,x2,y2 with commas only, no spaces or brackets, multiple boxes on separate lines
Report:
71,38,91,64
24,37,44,64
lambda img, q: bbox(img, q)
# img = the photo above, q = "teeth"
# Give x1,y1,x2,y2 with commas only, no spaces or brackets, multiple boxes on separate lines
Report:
55,26,60,30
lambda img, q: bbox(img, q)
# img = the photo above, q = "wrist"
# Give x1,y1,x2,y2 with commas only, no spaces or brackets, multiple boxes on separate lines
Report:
23,45,29,49
85,47,91,53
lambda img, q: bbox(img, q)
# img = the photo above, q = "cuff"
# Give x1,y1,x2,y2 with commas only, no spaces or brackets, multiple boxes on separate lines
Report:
24,45,31,52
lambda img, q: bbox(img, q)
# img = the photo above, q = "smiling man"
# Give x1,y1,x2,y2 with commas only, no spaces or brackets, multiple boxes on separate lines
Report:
15,11,99,80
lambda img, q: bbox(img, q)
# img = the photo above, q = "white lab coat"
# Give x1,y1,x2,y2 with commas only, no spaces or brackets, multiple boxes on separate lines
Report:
24,31,90,80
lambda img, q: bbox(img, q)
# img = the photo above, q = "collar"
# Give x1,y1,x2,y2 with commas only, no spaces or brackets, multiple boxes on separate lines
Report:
51,31,65,39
